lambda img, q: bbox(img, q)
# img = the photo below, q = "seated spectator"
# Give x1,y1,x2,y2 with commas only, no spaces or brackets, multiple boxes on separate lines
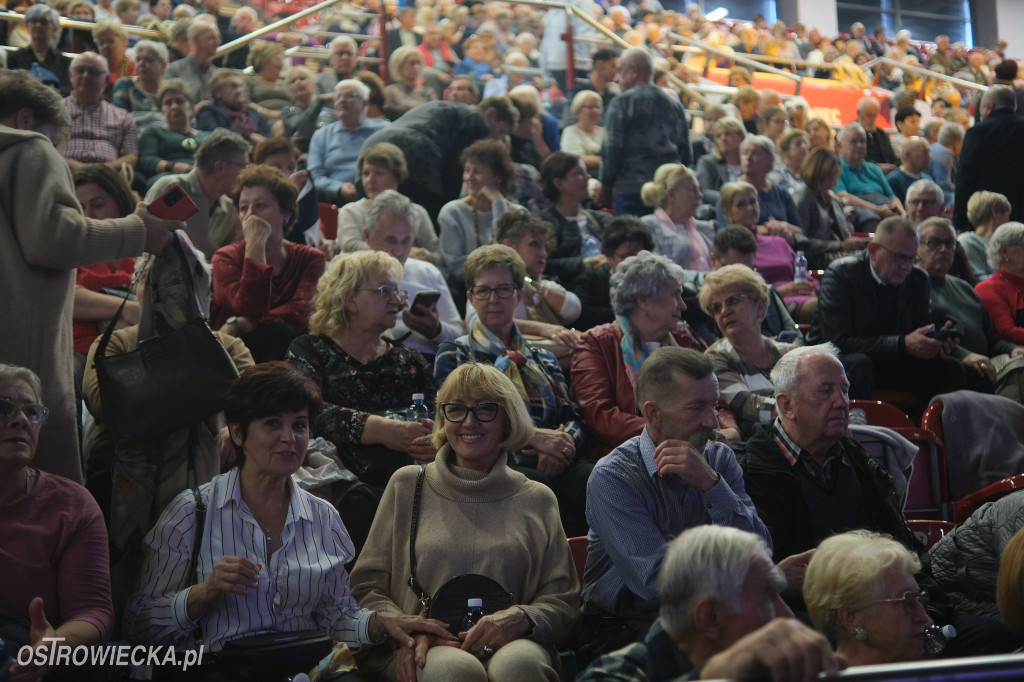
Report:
733,85,761,135
640,164,713,271
333,142,440,266
786,96,811,131
218,6,256,69
286,251,436,491
211,165,325,361
66,2,99,53
560,90,603,172
962,191,1011,282
581,346,769,636
571,251,717,459
195,69,271,145
145,129,249,260
803,531,931,666
115,0,140,29
0,364,113,681
61,52,138,173
417,22,456,80
137,79,209,188
506,89,544,169
509,84,560,163
350,362,580,681
792,148,868,269
308,79,389,205
886,137,934,205
245,41,290,121
701,265,797,438
722,135,803,239
273,66,336,154
163,20,220,102
757,105,789,148
434,244,592,532
691,104,726,164
6,5,71,95
929,122,963,208
835,122,904,231
537,151,611,287
857,96,898,173
976,222,1024,346
890,106,922,160
443,75,480,104
768,128,810,195
806,117,833,151
111,40,168,128
382,46,436,121
92,20,134,100
253,137,320,246
573,218,654,331
316,36,359,101
354,71,389,120
454,36,494,82
438,139,522,285
696,116,744,207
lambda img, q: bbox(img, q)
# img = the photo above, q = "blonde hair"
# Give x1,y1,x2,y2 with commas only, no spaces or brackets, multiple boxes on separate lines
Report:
641,164,696,209
698,264,770,316
463,244,527,290
248,40,284,73
432,363,535,452
803,530,921,642
719,181,758,217
388,45,423,82
967,191,1011,228
712,117,747,160
570,89,601,117
998,526,1024,638
92,18,129,41
309,251,403,338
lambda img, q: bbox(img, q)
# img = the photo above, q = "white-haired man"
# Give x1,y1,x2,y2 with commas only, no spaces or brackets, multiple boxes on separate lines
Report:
164,19,220,101
835,121,904,231
61,52,137,172
317,36,359,101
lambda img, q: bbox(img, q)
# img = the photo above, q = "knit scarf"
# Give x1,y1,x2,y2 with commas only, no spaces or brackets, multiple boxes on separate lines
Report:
616,314,678,388
470,319,557,410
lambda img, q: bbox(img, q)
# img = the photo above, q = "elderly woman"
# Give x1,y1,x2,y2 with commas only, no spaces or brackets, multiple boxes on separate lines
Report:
435,244,591,531
138,79,210,188
286,251,437,490
536,152,610,287
757,105,789,147
640,163,714,271
0,364,113,681
111,39,167,125
768,128,810,194
7,4,72,94
383,46,436,121
350,362,580,682
700,265,797,438
961,191,1012,282
571,251,739,459
274,65,336,154
560,90,603,172
696,116,745,206
211,165,325,363
124,363,448,672
246,41,291,121
976,222,1024,346
92,19,133,99
804,530,933,667
195,69,271,145
720,135,804,241
791,148,867,269
333,142,440,266
438,139,522,283
721,181,817,322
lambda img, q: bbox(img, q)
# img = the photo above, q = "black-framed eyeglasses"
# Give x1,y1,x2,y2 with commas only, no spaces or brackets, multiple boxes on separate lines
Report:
0,398,49,426
873,590,930,613
358,284,409,303
878,243,916,266
708,292,750,316
922,238,956,250
469,284,519,301
441,402,503,423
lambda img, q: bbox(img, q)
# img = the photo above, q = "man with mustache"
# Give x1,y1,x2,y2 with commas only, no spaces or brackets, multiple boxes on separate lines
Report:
582,347,770,642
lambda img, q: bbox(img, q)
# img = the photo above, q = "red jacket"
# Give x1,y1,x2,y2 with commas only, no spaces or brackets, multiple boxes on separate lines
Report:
417,42,455,72
975,269,1024,345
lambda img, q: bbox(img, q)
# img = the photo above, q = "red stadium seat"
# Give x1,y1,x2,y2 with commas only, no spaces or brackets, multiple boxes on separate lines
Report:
318,203,338,240
850,399,915,429
568,536,588,584
906,519,956,549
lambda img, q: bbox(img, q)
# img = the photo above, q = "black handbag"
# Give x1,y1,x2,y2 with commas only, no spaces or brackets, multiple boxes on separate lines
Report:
93,240,239,444
408,466,514,634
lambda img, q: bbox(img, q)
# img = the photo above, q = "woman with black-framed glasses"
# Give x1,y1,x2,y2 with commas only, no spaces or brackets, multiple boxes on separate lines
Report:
434,245,592,536
287,250,436,519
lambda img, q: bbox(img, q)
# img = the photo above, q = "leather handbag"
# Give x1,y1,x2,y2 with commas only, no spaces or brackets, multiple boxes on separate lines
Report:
408,466,514,634
94,239,239,444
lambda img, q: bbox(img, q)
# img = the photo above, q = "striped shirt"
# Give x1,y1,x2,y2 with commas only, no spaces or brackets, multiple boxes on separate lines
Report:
123,468,377,653
61,97,138,164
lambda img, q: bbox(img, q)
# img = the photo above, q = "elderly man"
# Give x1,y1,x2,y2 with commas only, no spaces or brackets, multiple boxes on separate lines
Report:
886,137,933,204
905,178,946,226
386,6,420,54
317,36,359,101
929,34,954,73
307,79,389,205
216,6,257,69
835,122,904,231
734,344,917,561
145,129,249,259
164,19,221,102
599,47,690,217
61,52,137,172
442,76,479,105
362,190,462,361
583,347,770,638
857,96,898,172
808,216,969,405
930,122,963,208
580,526,839,682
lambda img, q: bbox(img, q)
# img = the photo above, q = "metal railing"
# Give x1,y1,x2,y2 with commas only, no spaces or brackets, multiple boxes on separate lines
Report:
861,55,988,93
668,31,803,95
0,10,163,38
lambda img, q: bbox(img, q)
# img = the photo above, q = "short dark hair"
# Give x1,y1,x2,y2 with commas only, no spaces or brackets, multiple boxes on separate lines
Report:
252,136,300,164
894,107,919,127
591,47,619,65
0,70,70,135
195,128,251,173
73,164,137,217
495,210,554,249
460,138,516,195
637,347,713,405
601,216,654,255
995,59,1019,82
539,151,581,202
353,70,386,108
222,362,322,469
232,165,299,230
712,224,758,258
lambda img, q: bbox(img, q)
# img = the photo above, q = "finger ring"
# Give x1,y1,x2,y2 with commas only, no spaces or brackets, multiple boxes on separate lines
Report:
561,447,569,455
482,645,494,656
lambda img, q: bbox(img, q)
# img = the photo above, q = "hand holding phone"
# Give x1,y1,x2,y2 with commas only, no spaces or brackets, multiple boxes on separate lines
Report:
148,185,199,221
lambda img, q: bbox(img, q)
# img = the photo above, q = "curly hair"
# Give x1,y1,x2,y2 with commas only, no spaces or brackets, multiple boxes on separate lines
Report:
309,251,403,338
460,139,516,196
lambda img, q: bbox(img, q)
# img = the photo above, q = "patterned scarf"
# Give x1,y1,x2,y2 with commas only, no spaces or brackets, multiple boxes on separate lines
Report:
470,319,557,409
616,314,679,389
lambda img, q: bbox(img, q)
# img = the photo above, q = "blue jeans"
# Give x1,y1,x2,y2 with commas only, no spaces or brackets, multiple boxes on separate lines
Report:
613,193,651,217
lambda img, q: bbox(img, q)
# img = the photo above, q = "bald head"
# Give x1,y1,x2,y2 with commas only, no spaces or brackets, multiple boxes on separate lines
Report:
857,96,880,131
901,136,931,174
615,47,653,91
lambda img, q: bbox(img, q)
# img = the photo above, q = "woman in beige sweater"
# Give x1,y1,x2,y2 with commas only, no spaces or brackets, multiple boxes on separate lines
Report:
350,362,580,682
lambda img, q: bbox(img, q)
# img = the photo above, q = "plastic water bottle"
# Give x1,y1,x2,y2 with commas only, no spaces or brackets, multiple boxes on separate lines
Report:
793,250,809,282
30,62,44,82
581,233,602,259
923,623,957,655
406,393,429,421
462,598,484,631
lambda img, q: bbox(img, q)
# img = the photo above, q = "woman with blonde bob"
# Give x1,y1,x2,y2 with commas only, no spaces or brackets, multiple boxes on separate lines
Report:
246,41,290,119
383,45,436,120
803,530,932,666
640,163,714,270
696,116,745,206
560,90,603,171
351,362,580,682
286,250,436,492
961,190,1012,281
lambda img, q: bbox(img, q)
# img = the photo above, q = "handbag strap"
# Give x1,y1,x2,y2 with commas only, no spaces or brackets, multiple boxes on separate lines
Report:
407,465,429,609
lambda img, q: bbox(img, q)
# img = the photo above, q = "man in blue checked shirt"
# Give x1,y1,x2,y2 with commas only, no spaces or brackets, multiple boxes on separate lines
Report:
581,347,771,641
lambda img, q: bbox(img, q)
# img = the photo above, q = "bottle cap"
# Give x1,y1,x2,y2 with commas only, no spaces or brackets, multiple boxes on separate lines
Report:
412,393,425,401
467,598,483,608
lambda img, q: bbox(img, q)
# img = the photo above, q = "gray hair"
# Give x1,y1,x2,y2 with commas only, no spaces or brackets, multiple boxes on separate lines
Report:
194,128,251,174
71,51,110,75
134,39,169,64
334,78,370,101
739,134,777,164
609,250,685,317
365,189,414,236
938,121,964,146
918,216,955,238
620,46,653,81
906,178,944,204
658,526,780,639
330,35,358,53
25,4,60,29
784,96,809,116
0,70,70,134
836,121,865,142
983,85,1016,114
771,342,841,394
187,19,219,41
0,363,43,402
989,222,1024,270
